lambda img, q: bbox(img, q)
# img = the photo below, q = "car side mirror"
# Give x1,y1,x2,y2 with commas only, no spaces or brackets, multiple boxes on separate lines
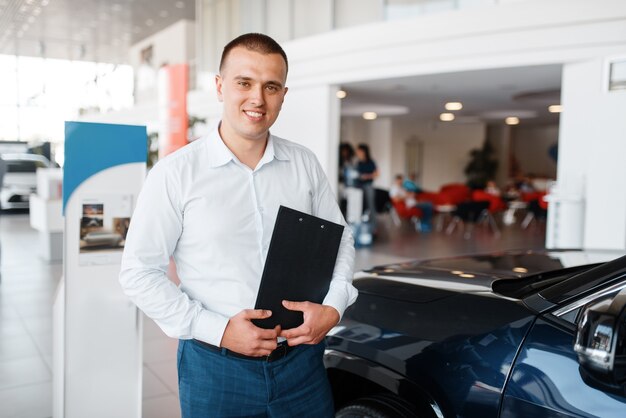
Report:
574,288,626,393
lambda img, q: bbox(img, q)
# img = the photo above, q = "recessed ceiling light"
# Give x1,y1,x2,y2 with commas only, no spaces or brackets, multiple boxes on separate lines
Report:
336,90,347,99
112,4,122,12
159,10,169,18
505,116,520,125
548,104,562,113
445,102,463,111
440,112,455,122
363,112,377,120
145,19,154,26
175,1,185,8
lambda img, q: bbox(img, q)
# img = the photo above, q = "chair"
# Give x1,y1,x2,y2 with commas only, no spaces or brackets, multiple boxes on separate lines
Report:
521,196,548,229
445,200,491,239
389,200,423,231
471,190,504,236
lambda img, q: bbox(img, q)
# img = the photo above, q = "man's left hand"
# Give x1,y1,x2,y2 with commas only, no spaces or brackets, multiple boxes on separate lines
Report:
279,300,340,346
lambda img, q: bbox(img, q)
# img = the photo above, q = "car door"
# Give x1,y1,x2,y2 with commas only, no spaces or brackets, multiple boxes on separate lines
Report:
500,282,626,418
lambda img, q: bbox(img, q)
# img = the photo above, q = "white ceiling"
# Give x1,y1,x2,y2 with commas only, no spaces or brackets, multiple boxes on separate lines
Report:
0,0,195,63
340,64,563,125
0,1,563,126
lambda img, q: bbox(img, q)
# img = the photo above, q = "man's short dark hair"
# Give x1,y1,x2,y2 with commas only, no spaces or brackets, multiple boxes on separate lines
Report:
219,33,288,74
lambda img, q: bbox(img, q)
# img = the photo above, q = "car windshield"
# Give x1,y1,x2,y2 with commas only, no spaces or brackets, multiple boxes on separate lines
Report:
492,264,601,299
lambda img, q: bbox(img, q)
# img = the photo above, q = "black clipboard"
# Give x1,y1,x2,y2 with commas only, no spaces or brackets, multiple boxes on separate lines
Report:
253,206,344,330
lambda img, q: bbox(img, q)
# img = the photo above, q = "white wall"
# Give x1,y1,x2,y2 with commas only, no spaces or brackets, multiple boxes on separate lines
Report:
511,124,558,178
284,0,626,88
488,124,512,188
557,58,626,250
341,117,485,191
393,120,486,191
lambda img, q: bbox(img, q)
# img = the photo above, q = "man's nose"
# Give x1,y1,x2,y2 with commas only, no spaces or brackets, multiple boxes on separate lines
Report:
248,84,265,105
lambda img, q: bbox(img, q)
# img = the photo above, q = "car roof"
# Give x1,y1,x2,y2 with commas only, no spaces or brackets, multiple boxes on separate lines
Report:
1,153,51,163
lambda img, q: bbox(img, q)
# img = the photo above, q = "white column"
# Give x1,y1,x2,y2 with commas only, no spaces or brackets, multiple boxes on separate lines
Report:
553,57,626,250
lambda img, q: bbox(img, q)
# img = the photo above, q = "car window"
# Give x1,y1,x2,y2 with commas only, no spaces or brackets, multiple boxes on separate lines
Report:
554,281,626,324
6,160,42,173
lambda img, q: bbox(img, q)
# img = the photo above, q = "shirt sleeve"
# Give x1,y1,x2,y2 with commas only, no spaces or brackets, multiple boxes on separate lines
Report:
309,155,358,318
119,162,230,346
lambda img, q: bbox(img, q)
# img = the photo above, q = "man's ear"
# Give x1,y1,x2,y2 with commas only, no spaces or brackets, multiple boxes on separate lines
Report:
215,74,224,102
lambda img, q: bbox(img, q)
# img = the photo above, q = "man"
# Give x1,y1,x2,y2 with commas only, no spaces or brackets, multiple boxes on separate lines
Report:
390,174,433,232
119,33,357,417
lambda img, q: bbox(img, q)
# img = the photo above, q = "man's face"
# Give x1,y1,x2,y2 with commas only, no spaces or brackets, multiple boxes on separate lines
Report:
216,46,288,144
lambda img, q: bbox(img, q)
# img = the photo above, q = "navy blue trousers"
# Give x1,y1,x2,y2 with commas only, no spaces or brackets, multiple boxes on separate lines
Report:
177,339,334,418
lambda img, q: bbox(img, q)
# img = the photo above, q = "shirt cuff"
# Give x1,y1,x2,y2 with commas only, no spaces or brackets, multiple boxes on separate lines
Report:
322,287,350,320
191,309,230,347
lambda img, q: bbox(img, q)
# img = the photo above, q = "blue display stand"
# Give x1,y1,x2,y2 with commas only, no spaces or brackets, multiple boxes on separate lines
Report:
54,122,147,418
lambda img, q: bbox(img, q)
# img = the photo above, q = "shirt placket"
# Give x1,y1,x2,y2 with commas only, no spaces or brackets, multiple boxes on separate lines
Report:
248,170,265,265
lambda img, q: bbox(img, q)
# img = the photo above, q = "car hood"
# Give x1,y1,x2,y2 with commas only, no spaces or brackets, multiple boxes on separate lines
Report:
360,249,622,295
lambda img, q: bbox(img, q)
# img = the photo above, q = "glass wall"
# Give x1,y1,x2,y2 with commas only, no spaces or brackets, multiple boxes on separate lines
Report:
0,55,133,163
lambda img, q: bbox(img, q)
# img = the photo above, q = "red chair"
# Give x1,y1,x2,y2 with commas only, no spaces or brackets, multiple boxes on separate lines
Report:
471,190,506,213
390,200,423,231
439,183,471,205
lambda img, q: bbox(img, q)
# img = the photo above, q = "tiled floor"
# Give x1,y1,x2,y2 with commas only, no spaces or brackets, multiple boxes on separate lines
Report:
0,210,545,418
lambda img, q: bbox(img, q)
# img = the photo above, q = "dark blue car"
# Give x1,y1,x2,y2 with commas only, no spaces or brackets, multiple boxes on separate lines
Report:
325,250,626,417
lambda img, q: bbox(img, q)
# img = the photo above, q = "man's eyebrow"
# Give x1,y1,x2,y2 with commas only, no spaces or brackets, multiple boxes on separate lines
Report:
233,75,284,89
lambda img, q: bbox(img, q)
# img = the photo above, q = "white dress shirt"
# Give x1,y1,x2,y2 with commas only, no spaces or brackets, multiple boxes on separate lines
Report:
119,127,358,347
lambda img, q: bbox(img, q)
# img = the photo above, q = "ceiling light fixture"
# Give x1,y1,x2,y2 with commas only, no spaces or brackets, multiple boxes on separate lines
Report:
548,104,562,113
440,112,455,122
362,112,377,120
505,116,520,125
175,1,185,8
336,90,347,99
145,19,154,26
445,102,463,111
159,10,169,18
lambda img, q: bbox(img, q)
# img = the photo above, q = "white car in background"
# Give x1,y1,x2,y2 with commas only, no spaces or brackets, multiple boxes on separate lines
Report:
0,153,52,210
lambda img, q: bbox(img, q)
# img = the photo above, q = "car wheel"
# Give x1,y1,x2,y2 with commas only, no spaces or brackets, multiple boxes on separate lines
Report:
336,393,417,418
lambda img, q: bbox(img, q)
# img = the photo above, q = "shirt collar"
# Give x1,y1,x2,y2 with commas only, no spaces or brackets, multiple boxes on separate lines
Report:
204,127,235,168
205,126,290,169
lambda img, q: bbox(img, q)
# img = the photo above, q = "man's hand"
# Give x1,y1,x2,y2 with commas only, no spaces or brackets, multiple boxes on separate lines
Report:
279,301,340,346
220,309,280,356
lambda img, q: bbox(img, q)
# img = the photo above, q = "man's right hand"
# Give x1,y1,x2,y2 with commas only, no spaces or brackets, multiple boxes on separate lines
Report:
219,309,280,357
